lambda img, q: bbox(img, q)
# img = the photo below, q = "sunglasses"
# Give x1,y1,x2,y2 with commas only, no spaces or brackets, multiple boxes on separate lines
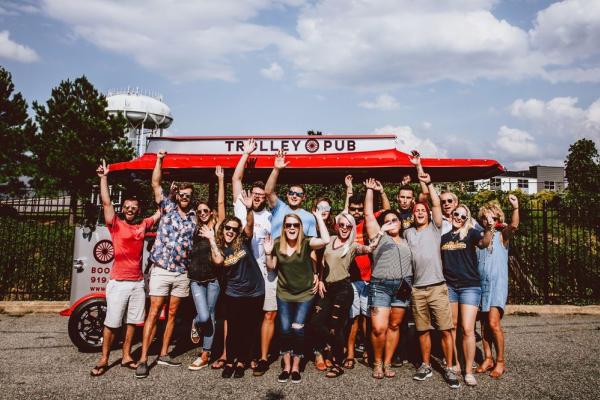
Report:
122,206,139,211
197,208,211,214
349,207,364,212
453,211,467,221
178,192,192,199
441,199,454,204
385,217,400,224
338,222,352,229
251,192,265,197
223,225,240,233
285,222,301,229
287,190,304,197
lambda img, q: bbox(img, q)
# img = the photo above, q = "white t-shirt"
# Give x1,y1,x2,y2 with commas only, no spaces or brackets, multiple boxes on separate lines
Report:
234,195,272,269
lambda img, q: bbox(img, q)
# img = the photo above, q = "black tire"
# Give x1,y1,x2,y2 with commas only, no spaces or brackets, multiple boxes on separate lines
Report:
68,298,107,352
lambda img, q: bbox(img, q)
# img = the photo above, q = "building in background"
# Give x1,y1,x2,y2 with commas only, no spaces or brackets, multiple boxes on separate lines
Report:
473,165,566,194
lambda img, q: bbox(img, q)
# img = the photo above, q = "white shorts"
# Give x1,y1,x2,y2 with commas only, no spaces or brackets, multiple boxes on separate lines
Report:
104,279,145,328
148,266,190,298
263,270,278,312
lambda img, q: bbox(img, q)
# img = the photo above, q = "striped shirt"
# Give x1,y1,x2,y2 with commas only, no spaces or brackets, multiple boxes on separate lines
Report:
371,234,413,280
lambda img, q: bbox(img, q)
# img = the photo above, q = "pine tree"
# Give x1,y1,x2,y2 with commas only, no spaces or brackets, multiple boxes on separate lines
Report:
0,66,36,195
31,75,133,222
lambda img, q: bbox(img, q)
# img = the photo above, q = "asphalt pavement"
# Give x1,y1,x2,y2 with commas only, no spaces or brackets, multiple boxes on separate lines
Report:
0,313,598,399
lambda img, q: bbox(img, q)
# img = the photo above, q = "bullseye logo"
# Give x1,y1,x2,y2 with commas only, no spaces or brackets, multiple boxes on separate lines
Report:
93,240,115,264
305,139,320,153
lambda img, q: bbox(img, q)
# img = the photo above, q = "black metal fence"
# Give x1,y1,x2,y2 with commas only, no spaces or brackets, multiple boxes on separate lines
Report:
0,195,598,303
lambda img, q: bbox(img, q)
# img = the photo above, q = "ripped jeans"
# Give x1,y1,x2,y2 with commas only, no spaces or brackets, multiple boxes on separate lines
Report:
277,297,314,358
308,279,354,364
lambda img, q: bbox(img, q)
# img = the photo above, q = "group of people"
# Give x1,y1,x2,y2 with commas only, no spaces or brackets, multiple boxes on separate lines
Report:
90,139,519,389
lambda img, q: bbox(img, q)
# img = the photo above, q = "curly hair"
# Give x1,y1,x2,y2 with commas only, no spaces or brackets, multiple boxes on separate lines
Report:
215,216,244,254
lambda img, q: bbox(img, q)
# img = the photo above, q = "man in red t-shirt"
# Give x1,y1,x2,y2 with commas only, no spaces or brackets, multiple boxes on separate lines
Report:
91,160,159,377
342,175,389,368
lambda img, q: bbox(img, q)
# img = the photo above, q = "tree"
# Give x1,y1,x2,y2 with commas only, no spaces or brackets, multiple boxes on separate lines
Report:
0,66,36,195
31,76,133,223
564,138,600,206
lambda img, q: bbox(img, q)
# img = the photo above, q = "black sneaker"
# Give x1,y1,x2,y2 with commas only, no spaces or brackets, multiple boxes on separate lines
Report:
277,370,290,383
222,364,235,378
391,355,404,368
413,363,433,381
444,368,461,389
233,365,245,379
134,362,149,379
291,371,302,384
157,355,182,367
253,359,269,377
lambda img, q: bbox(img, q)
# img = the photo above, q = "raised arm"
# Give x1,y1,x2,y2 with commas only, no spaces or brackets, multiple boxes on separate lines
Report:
215,166,225,223
232,138,256,202
239,190,254,238
265,149,289,208
263,234,277,270
502,194,520,245
374,180,391,210
364,178,381,239
410,150,430,203
199,225,224,266
151,150,166,204
309,212,331,249
343,174,353,214
419,172,442,228
96,160,115,225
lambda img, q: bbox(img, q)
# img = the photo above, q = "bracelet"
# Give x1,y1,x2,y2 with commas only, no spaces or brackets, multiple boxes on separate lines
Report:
265,252,272,256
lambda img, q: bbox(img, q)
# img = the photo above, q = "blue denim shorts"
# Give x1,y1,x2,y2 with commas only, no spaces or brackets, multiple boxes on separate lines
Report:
447,285,481,306
368,277,412,308
350,280,370,318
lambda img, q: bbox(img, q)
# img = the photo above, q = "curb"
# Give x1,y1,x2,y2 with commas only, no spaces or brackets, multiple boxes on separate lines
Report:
1,301,599,315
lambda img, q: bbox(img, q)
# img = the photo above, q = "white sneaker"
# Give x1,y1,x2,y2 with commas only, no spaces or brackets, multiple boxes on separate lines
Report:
464,373,478,386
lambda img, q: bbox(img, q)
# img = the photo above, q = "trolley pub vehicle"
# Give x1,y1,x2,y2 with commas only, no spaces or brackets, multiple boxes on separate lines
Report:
61,134,503,351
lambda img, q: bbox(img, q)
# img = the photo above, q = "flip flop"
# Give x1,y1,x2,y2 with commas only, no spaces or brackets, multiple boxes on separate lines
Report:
90,364,109,377
343,358,355,369
326,365,345,378
211,359,226,370
120,361,137,370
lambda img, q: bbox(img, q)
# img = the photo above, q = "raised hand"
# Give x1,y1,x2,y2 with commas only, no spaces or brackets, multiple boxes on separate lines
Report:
344,174,353,189
198,225,215,241
401,174,411,186
373,180,384,193
508,194,519,209
215,165,224,179
418,172,431,185
409,150,421,166
240,189,253,209
157,149,167,159
263,233,274,254
96,159,109,177
363,178,378,190
274,149,289,170
243,138,257,155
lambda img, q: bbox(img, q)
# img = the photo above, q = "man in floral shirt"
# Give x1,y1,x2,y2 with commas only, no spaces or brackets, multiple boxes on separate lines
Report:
135,150,197,379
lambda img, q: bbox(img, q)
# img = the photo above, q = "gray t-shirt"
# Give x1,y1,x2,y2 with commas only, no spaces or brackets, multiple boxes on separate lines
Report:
404,222,445,287
371,234,412,280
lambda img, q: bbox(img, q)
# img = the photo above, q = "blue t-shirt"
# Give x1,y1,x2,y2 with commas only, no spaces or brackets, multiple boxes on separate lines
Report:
440,227,483,288
270,197,317,239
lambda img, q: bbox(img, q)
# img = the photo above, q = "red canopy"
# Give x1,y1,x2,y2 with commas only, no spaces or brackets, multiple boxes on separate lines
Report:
109,148,503,183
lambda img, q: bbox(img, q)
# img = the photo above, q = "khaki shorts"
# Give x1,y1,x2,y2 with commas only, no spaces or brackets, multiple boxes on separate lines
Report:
149,266,190,298
411,282,453,332
104,279,145,328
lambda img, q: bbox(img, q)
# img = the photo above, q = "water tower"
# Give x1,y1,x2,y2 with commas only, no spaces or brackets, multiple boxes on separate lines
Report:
106,88,173,156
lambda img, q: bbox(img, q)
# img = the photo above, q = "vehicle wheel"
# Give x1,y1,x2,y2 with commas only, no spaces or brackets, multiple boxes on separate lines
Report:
68,298,107,352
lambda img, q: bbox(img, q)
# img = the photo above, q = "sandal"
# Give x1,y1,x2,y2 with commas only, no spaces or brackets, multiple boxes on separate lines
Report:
90,364,109,377
384,364,396,378
315,353,327,371
326,365,345,378
476,358,494,373
372,362,384,379
342,358,355,369
120,361,137,370
211,359,226,370
490,360,506,378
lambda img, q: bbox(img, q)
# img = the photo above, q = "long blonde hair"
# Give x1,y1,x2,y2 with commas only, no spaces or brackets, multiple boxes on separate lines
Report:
279,213,305,255
479,201,505,224
454,204,473,240
334,212,357,257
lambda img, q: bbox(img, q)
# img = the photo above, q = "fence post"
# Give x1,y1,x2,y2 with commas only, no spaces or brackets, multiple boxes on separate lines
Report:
542,200,550,303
